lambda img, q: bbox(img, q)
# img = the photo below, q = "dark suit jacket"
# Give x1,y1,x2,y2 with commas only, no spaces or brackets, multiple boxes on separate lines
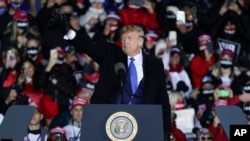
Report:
68,32,171,133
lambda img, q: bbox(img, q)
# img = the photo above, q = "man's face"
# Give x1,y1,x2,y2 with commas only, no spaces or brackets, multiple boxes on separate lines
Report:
121,31,143,56
30,110,42,125
71,105,83,122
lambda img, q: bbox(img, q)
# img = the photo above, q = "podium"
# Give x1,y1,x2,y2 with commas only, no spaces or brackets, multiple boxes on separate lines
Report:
80,104,164,141
0,105,35,141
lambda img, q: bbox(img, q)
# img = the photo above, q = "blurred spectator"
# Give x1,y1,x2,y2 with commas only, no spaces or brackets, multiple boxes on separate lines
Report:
209,49,240,89
209,0,250,66
119,0,160,33
163,47,193,99
157,4,180,36
170,112,187,141
190,75,216,128
154,38,167,59
18,58,44,106
196,128,213,141
0,0,24,41
92,11,122,45
169,91,186,111
79,0,106,39
48,126,67,141
23,104,49,141
176,6,201,56
142,30,159,57
24,36,48,70
39,1,73,59
39,95,59,128
63,98,88,141
0,47,24,115
206,109,228,141
35,0,68,33
2,10,32,54
39,47,76,113
190,34,217,89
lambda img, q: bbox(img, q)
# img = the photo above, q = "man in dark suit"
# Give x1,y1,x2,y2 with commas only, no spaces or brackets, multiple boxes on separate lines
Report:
50,8,171,139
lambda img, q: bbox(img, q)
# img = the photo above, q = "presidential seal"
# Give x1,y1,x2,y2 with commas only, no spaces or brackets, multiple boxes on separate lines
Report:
106,111,138,141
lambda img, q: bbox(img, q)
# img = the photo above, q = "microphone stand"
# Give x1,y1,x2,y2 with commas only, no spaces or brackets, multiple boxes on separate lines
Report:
119,75,124,104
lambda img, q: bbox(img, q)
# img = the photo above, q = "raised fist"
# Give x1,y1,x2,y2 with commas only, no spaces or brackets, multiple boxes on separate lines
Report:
50,8,71,34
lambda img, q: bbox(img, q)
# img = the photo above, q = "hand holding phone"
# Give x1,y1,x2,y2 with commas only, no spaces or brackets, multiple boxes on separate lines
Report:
168,31,177,46
176,11,186,24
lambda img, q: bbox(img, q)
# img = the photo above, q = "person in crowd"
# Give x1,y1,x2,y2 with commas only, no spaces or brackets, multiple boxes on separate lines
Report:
196,128,213,141
39,1,73,59
0,0,24,41
170,111,187,141
190,75,217,128
175,6,201,56
39,95,59,129
119,0,160,33
190,34,217,89
2,10,31,54
23,103,48,141
0,47,25,115
47,126,67,141
169,90,186,111
79,0,106,39
74,81,96,104
63,98,88,141
209,49,245,95
35,0,69,33
24,36,48,70
163,47,193,99
142,30,159,57
39,47,76,113
208,0,250,66
17,58,44,106
50,9,171,139
92,11,122,45
153,38,167,59
206,107,228,141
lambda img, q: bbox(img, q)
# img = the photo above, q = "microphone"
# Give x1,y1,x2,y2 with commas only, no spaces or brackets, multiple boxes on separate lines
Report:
114,62,126,76
114,62,126,104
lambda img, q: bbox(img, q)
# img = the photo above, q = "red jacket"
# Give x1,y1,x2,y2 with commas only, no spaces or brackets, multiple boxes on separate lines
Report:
171,122,187,141
190,55,216,88
207,124,228,141
119,6,160,32
22,83,44,106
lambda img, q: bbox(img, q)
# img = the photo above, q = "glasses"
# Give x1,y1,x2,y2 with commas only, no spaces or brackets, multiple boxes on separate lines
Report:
200,136,213,140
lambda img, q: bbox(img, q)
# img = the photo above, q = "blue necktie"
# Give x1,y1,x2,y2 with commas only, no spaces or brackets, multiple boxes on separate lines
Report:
129,57,137,94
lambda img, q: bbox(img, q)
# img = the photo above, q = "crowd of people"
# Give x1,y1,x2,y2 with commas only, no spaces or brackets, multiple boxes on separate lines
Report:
1,0,250,140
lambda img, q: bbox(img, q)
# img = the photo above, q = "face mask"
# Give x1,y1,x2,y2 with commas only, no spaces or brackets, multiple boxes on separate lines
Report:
115,0,123,3
166,12,176,20
57,57,64,64
243,102,250,115
10,2,22,10
242,84,250,93
220,59,233,68
27,47,39,58
175,100,185,110
110,24,118,32
25,77,32,83
202,89,214,95
0,7,7,15
185,21,193,28
224,28,236,35
17,21,29,28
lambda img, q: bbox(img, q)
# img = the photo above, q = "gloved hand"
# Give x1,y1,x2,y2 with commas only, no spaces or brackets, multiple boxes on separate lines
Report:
176,81,189,92
50,8,71,34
